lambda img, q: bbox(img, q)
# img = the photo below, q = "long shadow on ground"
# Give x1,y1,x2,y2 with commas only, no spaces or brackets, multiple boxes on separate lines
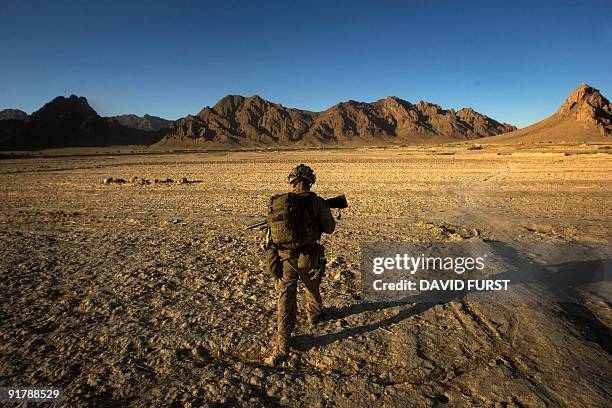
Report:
294,241,611,353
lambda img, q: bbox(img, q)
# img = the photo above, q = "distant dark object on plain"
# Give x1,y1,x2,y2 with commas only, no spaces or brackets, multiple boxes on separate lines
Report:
103,176,202,185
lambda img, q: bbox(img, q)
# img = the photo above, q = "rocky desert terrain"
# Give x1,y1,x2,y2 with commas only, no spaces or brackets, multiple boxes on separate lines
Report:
0,145,610,407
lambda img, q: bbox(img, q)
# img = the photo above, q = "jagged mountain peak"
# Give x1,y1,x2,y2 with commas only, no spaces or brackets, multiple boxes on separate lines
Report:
555,83,611,132
557,83,610,115
32,94,97,119
213,95,247,115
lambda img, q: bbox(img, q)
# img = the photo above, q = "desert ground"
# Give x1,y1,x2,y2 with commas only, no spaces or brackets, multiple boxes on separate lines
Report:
0,144,610,407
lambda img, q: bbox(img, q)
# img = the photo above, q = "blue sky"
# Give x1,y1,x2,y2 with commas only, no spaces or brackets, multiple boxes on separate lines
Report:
1,0,610,127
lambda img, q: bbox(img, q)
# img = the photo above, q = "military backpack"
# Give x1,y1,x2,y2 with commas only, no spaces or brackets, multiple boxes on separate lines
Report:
267,192,316,250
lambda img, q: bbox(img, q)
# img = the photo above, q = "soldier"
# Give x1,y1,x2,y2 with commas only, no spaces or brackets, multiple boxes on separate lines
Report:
265,164,336,367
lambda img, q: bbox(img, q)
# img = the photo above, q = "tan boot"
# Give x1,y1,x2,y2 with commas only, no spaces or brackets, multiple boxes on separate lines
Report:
308,308,326,328
265,349,288,367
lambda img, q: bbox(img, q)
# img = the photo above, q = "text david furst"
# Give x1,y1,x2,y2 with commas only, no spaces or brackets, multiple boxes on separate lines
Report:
370,253,510,292
372,279,511,291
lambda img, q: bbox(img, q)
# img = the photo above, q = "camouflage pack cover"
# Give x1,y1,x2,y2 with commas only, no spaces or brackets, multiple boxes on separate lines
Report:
267,192,316,250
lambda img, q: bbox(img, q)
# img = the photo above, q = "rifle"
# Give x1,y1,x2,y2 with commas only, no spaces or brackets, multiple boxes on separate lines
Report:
246,220,268,230
246,194,348,230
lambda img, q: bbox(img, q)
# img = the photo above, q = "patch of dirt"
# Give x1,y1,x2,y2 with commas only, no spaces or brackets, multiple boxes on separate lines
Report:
0,147,610,406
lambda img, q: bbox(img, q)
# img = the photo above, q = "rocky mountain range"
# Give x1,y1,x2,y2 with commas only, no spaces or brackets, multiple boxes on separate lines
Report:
154,95,516,147
111,114,171,132
2,84,608,150
483,84,611,143
0,96,161,149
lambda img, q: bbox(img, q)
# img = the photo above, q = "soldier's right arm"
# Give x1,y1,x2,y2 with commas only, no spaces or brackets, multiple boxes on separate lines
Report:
315,196,335,234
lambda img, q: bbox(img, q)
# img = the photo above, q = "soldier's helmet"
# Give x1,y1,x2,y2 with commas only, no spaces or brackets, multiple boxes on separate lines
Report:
288,164,316,185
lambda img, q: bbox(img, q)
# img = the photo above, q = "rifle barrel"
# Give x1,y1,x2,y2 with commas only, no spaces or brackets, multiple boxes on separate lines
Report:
246,220,267,230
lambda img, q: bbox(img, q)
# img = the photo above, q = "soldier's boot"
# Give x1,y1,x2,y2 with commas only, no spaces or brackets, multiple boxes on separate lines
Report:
265,333,291,367
308,308,326,328
265,348,288,367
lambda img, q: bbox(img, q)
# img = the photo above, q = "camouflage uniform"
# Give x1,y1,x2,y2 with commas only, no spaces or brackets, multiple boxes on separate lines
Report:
274,188,336,353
